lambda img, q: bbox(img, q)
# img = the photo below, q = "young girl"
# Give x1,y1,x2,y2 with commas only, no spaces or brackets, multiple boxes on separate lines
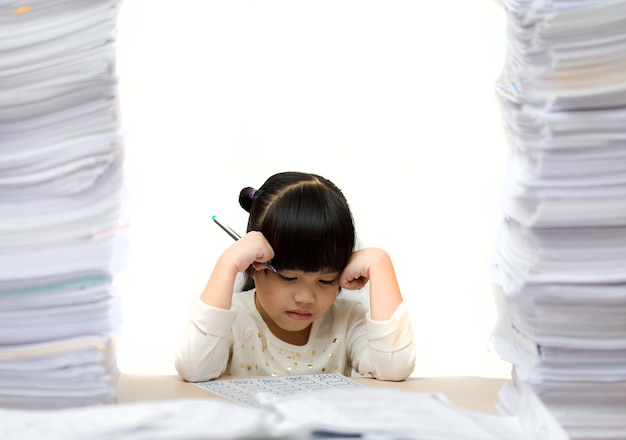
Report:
175,171,415,381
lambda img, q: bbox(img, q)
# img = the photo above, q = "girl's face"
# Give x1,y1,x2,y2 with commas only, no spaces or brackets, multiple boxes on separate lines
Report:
253,268,339,341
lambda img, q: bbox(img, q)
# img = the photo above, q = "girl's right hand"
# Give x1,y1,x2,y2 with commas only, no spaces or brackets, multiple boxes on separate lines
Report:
222,231,275,273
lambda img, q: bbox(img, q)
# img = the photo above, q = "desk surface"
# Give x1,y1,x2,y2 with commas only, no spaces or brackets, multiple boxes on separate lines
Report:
116,374,507,415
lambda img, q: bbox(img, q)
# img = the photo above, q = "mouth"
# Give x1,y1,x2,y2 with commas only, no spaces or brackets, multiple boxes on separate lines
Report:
286,311,313,321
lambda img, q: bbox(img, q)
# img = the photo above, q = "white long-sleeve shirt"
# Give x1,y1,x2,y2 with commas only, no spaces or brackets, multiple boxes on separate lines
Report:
175,290,415,382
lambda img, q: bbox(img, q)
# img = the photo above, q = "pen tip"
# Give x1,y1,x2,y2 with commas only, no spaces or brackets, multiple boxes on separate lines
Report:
211,215,216,221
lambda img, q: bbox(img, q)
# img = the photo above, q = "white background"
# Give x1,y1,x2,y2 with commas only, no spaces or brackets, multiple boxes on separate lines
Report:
114,0,511,378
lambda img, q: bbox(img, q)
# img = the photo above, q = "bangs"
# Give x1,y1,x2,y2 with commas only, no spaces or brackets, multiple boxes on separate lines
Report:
260,183,354,273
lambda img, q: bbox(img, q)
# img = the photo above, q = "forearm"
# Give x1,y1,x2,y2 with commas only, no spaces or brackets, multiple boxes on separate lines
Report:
199,255,240,309
200,231,274,308
367,249,403,321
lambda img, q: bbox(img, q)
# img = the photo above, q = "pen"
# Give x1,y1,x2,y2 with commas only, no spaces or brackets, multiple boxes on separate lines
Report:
212,215,277,273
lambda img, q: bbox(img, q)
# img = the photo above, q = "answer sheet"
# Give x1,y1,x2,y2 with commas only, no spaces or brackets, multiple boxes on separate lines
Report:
193,373,363,407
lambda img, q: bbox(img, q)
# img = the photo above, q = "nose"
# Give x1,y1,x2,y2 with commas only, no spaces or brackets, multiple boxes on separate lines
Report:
293,285,315,304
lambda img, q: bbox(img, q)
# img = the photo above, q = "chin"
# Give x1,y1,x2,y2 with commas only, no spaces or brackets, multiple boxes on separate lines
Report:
283,323,309,332
280,320,312,332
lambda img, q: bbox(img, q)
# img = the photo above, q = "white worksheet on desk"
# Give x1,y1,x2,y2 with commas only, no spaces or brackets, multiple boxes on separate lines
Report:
193,373,364,408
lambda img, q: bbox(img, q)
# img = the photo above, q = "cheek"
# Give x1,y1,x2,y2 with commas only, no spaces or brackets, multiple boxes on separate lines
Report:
255,280,287,309
318,289,339,310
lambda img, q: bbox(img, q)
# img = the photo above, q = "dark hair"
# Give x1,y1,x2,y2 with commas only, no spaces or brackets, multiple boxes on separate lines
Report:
238,172,355,288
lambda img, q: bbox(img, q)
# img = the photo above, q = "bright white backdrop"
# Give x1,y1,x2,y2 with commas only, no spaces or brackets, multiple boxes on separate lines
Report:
114,0,511,377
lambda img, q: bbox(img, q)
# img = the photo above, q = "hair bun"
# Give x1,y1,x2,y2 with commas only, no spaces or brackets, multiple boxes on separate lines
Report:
238,187,257,213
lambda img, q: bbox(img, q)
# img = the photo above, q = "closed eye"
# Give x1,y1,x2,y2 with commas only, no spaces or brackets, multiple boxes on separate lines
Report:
319,278,338,285
277,273,296,283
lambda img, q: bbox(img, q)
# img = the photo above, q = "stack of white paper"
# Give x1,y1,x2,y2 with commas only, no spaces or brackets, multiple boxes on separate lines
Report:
0,1,125,408
492,1,626,439
497,0,626,110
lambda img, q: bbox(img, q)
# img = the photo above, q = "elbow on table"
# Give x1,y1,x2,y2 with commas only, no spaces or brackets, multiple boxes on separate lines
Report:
174,357,220,383
372,353,416,382
374,366,414,382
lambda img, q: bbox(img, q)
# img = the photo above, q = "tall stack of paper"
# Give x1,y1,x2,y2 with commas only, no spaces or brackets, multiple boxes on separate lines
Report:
491,1,626,439
0,1,125,408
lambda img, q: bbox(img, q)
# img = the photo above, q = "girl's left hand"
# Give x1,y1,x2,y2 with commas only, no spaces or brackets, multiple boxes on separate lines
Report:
341,248,403,321
339,248,381,290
